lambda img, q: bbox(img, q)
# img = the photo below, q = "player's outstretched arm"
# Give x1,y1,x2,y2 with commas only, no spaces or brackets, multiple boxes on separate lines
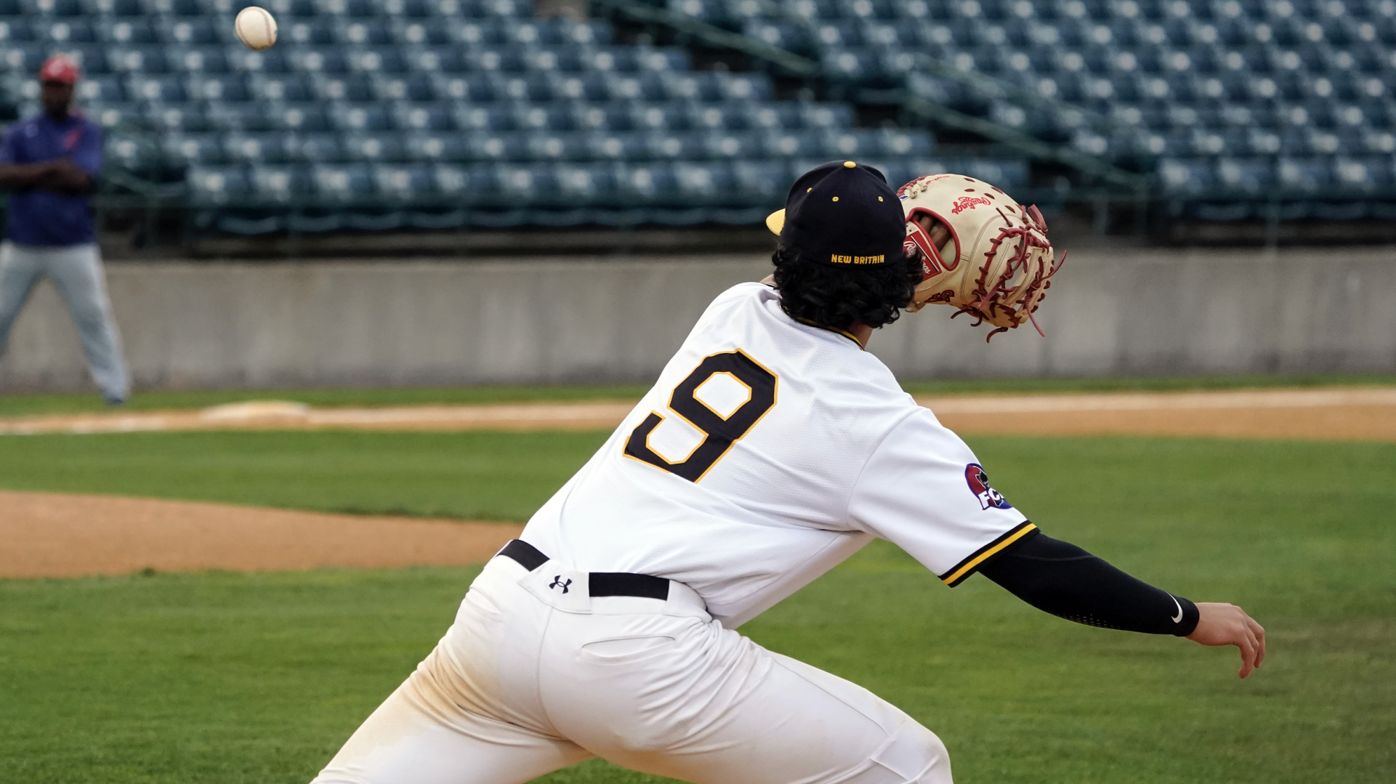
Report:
978,531,1265,678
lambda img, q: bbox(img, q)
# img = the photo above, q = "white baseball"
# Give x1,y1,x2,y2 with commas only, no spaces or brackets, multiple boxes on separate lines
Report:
235,6,277,50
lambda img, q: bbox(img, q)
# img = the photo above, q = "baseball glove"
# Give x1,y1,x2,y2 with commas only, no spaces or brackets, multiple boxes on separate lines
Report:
897,174,1064,341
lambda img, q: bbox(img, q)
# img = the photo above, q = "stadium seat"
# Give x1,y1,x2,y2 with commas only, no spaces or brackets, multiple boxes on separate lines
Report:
167,48,231,74
573,103,630,132
30,18,97,43
185,74,249,102
452,103,514,131
342,132,407,162
699,103,755,131
372,163,436,203
187,165,251,206
274,103,332,131
745,21,811,52
106,135,159,172
223,132,296,165
225,47,291,74
159,131,221,168
642,131,704,161
287,48,351,75
698,130,762,160
248,164,307,206
615,162,680,203
761,130,826,159
1159,157,1215,195
731,159,789,202
1215,156,1275,194
310,163,375,203
310,74,375,102
247,73,313,102
334,18,395,45
465,132,527,162
125,74,186,101
391,19,455,46
668,0,733,28
283,20,338,47
143,100,210,132
203,102,265,131
391,102,454,131
554,163,615,204
524,132,587,162
76,75,125,102
327,103,393,131
404,131,468,162
296,133,345,163
672,162,735,205
515,103,577,131
431,163,475,197
143,0,204,15
83,0,142,13
628,102,689,132
1276,156,1332,192
96,19,160,45
584,131,646,162
27,0,86,24
428,73,495,102
1331,155,1392,191
494,163,556,202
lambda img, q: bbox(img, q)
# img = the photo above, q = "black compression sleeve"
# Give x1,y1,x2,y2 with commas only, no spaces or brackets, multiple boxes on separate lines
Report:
978,531,1200,636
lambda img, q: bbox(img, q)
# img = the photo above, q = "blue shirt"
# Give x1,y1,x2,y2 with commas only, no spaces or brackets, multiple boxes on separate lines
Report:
0,112,103,246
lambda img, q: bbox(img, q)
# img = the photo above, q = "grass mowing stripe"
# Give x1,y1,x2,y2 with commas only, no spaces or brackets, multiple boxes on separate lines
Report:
1,434,1393,782
4,373,1396,418
0,430,612,522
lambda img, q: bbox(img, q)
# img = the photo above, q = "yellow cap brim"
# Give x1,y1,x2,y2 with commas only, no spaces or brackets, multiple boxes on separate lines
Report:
765,209,785,235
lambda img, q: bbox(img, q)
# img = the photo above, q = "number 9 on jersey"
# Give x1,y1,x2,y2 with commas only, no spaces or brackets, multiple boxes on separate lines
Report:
624,350,778,482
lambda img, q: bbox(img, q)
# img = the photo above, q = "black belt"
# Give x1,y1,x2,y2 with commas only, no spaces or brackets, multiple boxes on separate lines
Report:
499,539,670,601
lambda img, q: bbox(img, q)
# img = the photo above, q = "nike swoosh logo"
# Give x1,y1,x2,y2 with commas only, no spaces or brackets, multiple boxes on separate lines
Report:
1169,595,1183,624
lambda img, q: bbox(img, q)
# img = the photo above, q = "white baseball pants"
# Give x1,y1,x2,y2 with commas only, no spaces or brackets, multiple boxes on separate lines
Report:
311,555,952,784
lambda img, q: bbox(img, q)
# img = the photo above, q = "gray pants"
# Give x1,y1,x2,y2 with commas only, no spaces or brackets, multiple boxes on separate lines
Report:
0,241,130,402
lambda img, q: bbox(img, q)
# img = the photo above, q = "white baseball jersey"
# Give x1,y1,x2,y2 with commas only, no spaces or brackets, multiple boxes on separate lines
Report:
520,282,1033,628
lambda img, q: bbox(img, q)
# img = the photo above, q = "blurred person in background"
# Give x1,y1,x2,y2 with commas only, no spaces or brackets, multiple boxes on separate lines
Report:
0,54,129,406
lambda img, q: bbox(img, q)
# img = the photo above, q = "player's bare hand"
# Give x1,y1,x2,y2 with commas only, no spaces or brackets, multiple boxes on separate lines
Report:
1187,602,1266,679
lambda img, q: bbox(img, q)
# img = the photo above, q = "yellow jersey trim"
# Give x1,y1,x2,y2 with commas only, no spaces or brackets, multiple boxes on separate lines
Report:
940,522,1038,586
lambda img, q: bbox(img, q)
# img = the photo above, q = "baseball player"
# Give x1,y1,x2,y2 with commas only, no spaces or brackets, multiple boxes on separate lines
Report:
309,162,1264,784
0,54,129,405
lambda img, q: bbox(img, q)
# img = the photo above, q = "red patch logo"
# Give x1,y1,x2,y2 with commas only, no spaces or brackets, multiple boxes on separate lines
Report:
950,195,992,215
63,127,82,151
965,463,1013,510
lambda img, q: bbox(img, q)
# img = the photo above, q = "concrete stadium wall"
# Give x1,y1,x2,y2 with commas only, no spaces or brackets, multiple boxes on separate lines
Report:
1,247,1394,393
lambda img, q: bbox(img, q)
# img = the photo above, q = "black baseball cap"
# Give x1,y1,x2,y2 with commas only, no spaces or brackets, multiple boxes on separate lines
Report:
765,161,905,268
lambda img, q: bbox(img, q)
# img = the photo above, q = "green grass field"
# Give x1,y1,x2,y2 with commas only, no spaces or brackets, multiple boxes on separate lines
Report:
3,430,1394,783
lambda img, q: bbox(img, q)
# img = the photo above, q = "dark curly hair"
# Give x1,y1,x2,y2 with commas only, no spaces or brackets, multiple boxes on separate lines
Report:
772,243,922,332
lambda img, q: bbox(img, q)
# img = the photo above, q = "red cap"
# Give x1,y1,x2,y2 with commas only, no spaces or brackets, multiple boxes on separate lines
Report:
39,54,79,84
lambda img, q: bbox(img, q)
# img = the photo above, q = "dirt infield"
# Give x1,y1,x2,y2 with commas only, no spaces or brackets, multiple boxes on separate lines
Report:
5,387,1394,580
0,491,522,580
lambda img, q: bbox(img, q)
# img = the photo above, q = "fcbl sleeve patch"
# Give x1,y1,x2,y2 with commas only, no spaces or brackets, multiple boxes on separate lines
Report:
964,463,1013,510
844,409,1029,583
